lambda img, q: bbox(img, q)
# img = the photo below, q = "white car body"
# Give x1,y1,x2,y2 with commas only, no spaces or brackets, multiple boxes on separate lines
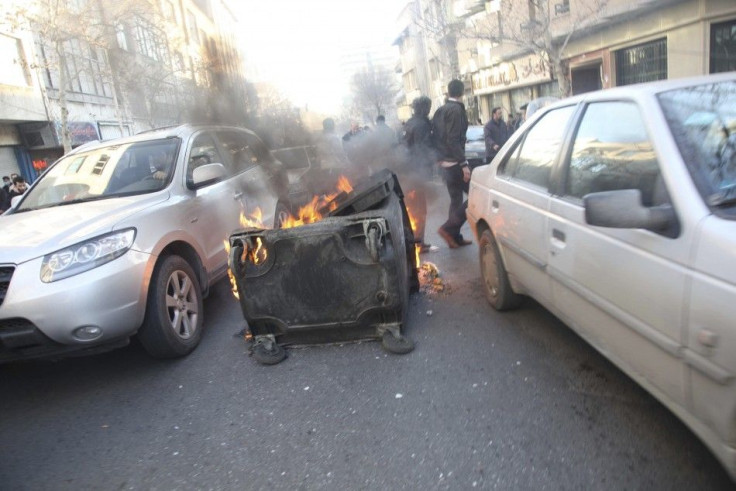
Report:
467,73,736,480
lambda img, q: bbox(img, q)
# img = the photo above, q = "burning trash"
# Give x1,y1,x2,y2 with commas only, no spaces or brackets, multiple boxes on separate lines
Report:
229,169,419,365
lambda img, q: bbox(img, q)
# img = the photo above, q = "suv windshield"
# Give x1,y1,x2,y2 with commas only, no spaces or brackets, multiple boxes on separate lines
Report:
16,138,180,212
658,81,736,207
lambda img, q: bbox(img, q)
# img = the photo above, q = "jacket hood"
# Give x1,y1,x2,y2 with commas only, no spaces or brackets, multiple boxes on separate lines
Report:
0,193,168,264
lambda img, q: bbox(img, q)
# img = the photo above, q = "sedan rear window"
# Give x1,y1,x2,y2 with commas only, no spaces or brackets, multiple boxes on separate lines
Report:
658,81,736,207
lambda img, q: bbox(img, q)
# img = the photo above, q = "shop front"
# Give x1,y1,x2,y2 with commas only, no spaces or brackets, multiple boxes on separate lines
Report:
470,53,556,124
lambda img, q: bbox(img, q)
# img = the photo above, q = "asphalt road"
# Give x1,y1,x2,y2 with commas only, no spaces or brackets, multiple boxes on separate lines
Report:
0,179,733,490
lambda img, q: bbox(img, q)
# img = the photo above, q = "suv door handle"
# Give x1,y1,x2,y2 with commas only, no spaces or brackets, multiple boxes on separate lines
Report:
491,199,499,210
552,229,566,242
233,191,243,199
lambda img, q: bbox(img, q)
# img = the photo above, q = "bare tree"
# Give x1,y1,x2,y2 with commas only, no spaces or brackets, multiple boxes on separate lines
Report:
465,0,608,97
350,65,398,122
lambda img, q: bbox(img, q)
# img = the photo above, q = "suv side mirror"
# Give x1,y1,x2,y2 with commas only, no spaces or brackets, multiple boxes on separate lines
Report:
583,189,677,235
190,162,227,189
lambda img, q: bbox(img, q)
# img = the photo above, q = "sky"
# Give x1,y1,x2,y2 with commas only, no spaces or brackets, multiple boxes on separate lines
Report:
235,0,406,115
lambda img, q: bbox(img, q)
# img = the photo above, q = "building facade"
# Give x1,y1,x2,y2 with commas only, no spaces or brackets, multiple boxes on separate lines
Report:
395,0,736,125
0,0,246,181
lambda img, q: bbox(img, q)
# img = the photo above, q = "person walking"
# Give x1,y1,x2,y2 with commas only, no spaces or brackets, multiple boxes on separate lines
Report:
483,107,509,164
401,96,435,252
316,117,350,168
432,79,471,249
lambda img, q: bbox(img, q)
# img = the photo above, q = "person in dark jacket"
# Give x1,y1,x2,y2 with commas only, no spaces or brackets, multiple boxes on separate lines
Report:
432,79,471,249
401,96,435,252
483,107,509,164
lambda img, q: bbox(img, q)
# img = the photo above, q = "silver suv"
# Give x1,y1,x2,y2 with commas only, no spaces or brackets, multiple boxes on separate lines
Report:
0,125,282,362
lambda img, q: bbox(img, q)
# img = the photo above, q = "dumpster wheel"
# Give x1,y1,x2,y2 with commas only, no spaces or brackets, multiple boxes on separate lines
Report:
252,335,287,365
381,330,414,355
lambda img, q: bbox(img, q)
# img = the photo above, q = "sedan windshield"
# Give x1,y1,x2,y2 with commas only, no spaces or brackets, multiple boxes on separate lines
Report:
658,81,736,206
467,126,484,141
17,138,180,211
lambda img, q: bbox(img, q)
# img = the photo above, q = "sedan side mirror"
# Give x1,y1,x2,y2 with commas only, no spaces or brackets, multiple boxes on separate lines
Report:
189,162,228,189
583,189,677,236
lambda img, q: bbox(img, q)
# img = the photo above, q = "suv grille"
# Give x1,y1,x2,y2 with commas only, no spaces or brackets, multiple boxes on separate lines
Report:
0,266,14,306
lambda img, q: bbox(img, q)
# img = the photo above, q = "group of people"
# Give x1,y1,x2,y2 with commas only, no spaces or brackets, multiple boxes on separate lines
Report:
0,173,28,212
314,79,517,252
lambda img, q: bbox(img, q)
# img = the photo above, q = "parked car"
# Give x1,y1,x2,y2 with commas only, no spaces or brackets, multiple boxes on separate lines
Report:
0,124,282,362
466,73,736,481
465,125,486,169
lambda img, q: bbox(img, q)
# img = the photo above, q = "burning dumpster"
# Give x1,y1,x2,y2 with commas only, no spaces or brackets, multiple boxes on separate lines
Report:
229,170,418,364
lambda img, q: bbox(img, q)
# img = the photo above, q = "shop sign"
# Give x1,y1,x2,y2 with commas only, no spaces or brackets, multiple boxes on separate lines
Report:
67,122,100,146
472,53,552,94
32,159,48,171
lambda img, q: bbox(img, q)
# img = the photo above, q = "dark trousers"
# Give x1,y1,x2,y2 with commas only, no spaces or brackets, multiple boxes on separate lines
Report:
440,165,468,240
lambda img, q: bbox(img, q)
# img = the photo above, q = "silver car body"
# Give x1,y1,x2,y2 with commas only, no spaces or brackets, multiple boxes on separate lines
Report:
467,73,736,480
0,124,279,361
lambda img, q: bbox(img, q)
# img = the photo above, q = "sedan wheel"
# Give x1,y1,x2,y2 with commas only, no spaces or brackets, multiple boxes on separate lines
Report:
138,255,204,358
479,229,522,311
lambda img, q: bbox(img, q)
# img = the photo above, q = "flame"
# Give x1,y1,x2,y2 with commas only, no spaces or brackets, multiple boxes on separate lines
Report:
224,239,240,300
249,237,268,264
336,175,353,194
403,191,421,269
240,207,265,229
280,175,353,229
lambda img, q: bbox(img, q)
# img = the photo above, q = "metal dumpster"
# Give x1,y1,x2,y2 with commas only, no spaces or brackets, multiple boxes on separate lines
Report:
229,170,417,364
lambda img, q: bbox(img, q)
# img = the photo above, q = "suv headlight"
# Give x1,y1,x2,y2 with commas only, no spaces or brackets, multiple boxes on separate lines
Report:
40,229,136,283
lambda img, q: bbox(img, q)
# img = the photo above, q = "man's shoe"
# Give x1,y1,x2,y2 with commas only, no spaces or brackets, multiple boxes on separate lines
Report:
437,227,459,248
455,237,472,247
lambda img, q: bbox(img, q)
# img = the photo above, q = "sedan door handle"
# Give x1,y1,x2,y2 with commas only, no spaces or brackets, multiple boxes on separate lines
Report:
552,229,566,242
491,199,499,210
233,191,243,199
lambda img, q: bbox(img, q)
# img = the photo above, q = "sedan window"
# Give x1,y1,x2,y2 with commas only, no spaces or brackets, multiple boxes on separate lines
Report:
658,81,736,207
566,102,662,205
500,106,575,189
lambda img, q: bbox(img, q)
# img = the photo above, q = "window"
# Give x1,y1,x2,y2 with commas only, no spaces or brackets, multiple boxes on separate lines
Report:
710,19,736,74
500,105,575,188
429,58,441,81
187,133,226,184
37,35,113,98
555,0,570,15
658,81,736,207
566,102,661,205
133,19,170,63
187,11,199,45
615,38,667,86
403,69,417,92
162,0,177,23
0,34,31,86
216,130,274,175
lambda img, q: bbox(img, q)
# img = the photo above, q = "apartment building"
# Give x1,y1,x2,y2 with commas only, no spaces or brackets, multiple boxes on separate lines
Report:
0,0,245,181
396,0,736,125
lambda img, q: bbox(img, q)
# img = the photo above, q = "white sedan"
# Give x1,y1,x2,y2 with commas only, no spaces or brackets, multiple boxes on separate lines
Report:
467,72,736,481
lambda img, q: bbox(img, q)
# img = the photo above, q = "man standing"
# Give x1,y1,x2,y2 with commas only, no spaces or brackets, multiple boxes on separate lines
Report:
401,96,435,252
316,118,350,168
432,79,471,249
484,107,509,164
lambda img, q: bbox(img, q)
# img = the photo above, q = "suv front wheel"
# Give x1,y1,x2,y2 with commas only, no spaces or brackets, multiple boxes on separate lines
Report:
138,255,204,358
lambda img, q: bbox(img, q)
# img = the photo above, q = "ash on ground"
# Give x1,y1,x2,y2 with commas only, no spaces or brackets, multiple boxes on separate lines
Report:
418,262,447,295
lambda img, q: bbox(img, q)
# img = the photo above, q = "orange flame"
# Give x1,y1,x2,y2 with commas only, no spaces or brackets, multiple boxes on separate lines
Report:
240,207,265,229
280,175,353,229
224,239,240,300
403,191,421,269
249,237,268,264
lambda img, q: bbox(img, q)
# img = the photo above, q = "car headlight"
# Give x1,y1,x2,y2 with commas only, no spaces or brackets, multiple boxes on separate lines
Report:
40,229,136,283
